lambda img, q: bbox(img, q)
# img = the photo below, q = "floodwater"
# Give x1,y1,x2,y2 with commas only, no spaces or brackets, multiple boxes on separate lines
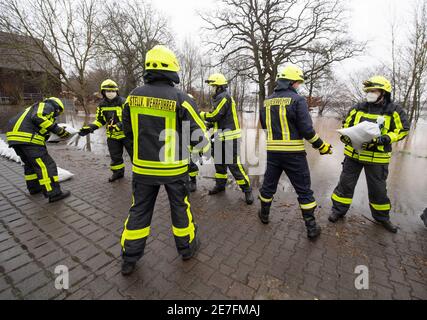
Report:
60,110,426,218
1,108,426,217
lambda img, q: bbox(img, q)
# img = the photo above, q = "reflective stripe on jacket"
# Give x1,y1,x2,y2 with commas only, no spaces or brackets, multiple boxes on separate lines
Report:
6,101,63,146
123,81,210,179
200,91,241,141
260,80,325,153
342,101,410,164
90,96,126,140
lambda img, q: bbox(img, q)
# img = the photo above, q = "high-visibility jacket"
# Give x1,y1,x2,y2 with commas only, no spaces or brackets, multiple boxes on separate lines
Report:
6,101,64,147
200,90,241,141
260,80,326,153
89,96,127,140
342,101,410,164
123,80,210,180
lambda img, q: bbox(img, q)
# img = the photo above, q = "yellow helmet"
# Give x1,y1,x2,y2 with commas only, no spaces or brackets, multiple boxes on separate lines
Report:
205,73,228,86
363,76,392,93
46,97,65,113
101,79,119,92
145,45,180,72
277,64,305,83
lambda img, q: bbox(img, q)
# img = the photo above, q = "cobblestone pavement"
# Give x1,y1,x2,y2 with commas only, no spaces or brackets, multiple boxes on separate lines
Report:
0,143,426,300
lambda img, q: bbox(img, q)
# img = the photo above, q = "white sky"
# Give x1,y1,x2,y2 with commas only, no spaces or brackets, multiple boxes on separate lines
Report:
151,0,417,75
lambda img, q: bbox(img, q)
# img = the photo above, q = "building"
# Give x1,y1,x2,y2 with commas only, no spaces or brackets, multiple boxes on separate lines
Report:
0,32,61,105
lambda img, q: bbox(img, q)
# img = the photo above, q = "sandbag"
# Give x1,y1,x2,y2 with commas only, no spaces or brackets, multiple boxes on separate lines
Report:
0,138,23,164
57,167,75,182
48,123,79,142
337,117,384,151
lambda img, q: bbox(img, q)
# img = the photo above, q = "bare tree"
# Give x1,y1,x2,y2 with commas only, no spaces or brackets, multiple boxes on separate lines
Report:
401,1,427,124
178,38,202,94
97,0,173,95
202,0,356,110
0,0,102,114
301,39,366,109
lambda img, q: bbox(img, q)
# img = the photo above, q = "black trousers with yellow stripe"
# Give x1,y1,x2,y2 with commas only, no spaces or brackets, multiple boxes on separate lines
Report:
12,145,62,197
213,139,251,192
260,152,317,221
332,157,391,222
121,177,198,263
107,138,133,173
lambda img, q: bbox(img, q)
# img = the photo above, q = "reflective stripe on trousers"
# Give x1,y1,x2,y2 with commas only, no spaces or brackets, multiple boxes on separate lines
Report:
121,178,198,263
331,157,391,221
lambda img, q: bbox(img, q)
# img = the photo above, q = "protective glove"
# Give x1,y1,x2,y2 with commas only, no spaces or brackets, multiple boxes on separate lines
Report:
375,135,391,146
340,135,352,146
319,142,333,155
107,124,121,133
362,135,391,151
79,126,93,137
57,127,71,139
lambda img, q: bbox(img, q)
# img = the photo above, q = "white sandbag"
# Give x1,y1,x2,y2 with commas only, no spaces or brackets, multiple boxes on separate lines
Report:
0,138,23,164
337,117,384,151
0,137,74,182
58,167,74,182
48,123,79,142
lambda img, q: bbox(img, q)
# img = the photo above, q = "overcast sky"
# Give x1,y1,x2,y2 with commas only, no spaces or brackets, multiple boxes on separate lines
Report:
151,0,417,78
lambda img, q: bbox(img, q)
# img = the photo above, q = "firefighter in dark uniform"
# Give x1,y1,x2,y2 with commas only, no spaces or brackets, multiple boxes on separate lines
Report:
330,76,410,233
6,97,71,203
200,73,254,205
258,65,333,240
79,80,133,182
119,45,210,276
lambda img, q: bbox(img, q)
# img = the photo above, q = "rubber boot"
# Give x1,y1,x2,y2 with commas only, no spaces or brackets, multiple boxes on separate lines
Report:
109,170,124,183
208,185,226,195
49,190,71,203
189,177,197,193
378,220,398,234
182,237,201,261
328,211,345,223
305,219,322,240
245,191,254,205
258,201,271,225
29,189,43,195
121,261,136,276
303,208,321,240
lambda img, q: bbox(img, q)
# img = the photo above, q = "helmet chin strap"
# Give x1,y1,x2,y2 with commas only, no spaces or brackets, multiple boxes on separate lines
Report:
375,92,385,104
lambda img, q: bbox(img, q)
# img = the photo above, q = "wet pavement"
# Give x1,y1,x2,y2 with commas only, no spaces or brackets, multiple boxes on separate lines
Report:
0,112,426,300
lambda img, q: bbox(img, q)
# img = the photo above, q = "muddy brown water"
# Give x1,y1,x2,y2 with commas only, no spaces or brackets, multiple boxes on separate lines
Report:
1,108,426,217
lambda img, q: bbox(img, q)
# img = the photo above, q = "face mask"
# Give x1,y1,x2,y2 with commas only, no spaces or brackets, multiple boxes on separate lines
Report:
366,92,380,103
105,92,117,100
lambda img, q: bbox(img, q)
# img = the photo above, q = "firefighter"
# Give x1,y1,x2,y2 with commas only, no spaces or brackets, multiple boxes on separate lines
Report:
120,45,210,276
6,97,71,203
258,64,333,240
200,73,254,205
79,80,133,182
330,76,410,234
